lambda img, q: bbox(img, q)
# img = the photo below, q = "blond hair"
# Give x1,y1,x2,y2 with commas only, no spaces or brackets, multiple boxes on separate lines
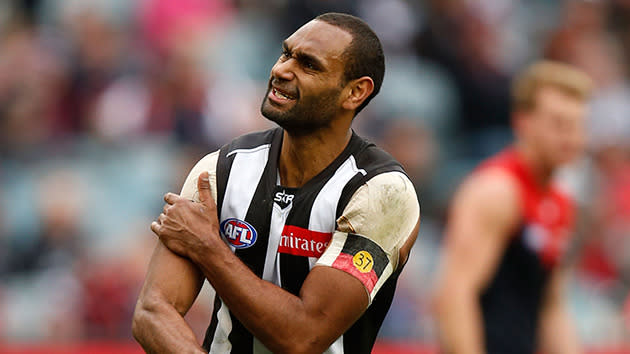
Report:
512,60,593,111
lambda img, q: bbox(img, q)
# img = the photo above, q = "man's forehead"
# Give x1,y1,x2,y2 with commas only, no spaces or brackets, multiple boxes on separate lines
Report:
285,20,352,58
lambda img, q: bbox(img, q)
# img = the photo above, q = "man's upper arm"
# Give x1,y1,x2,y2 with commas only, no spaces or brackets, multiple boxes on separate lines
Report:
282,172,419,347
315,171,420,303
138,151,219,314
438,169,521,293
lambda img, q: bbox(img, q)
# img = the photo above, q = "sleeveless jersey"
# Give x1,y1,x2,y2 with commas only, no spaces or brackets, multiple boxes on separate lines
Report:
476,148,574,354
184,128,418,354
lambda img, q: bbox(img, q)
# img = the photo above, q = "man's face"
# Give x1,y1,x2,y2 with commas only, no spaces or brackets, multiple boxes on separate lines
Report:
519,86,588,168
260,20,353,134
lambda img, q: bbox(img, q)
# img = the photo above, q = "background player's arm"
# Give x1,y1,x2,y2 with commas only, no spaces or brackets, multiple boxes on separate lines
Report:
153,172,419,354
132,152,218,353
538,267,582,354
432,170,520,354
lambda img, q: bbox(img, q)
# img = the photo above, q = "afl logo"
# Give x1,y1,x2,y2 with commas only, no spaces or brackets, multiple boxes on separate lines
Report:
220,218,258,249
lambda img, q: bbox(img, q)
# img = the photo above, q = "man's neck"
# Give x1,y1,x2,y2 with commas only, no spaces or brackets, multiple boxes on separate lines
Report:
514,142,554,187
278,125,352,188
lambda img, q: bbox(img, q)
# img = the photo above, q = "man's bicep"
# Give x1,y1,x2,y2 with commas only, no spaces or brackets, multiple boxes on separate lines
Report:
138,242,205,315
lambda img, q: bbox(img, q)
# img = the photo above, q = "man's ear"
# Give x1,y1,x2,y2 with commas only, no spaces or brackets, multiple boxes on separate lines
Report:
342,76,374,112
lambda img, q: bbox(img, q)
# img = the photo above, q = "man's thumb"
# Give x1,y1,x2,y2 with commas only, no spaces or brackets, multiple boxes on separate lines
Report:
197,171,212,204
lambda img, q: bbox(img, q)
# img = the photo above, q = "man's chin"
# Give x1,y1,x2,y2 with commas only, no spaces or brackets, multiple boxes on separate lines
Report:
261,105,289,124
261,112,312,135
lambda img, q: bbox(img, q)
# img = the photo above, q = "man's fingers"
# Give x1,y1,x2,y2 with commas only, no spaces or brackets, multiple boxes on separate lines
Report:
197,171,216,207
163,204,170,214
150,221,161,235
164,192,180,205
158,213,167,224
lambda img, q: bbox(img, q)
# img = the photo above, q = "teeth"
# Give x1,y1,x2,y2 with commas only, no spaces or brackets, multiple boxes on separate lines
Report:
274,88,292,100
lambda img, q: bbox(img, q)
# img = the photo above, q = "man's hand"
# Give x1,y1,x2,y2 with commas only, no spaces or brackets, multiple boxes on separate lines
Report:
151,171,220,259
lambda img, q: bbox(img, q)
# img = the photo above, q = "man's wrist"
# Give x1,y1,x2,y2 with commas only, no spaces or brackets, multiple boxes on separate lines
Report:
190,232,226,266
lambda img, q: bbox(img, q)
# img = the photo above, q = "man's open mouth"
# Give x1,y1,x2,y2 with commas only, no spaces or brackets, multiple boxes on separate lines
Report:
272,87,296,100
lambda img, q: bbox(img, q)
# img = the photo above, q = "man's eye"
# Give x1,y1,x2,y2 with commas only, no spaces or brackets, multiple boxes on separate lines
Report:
304,62,314,69
281,50,291,58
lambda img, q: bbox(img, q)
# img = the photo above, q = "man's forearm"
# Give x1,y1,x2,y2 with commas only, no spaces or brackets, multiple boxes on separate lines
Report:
435,292,485,354
152,183,367,353
190,240,361,354
132,300,205,354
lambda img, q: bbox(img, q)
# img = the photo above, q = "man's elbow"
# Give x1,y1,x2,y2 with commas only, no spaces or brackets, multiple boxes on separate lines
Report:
132,295,163,343
131,300,150,343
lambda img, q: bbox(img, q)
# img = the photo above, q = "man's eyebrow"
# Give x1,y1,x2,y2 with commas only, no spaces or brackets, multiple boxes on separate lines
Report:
282,40,326,70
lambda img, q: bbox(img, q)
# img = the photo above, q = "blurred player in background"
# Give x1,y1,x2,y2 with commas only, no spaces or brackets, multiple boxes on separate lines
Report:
433,61,592,354
132,12,420,354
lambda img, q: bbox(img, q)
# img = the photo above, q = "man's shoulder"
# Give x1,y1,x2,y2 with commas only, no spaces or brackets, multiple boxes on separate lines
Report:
453,167,521,230
334,133,409,217
350,133,404,176
353,171,418,213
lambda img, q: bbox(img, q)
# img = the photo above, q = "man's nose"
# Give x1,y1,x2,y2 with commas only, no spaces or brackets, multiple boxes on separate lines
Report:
271,59,295,81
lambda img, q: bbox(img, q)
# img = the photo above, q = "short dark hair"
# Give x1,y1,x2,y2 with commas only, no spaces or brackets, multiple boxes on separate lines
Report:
315,12,385,116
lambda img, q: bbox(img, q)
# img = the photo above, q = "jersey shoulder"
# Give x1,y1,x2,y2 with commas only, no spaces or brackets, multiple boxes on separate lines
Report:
476,148,523,178
352,137,404,175
338,171,419,248
472,148,574,226
335,134,407,215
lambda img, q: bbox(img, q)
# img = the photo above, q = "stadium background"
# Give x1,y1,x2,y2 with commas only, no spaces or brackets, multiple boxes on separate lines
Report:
1,0,630,352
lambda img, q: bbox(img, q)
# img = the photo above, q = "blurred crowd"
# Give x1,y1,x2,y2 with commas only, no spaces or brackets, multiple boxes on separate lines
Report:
1,0,630,347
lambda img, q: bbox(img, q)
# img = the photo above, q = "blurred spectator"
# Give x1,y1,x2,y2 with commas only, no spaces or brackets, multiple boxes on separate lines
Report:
79,233,156,339
63,10,133,136
3,169,86,340
377,117,445,219
138,0,232,56
587,146,630,282
6,170,85,275
0,19,69,155
414,0,512,158
380,119,436,187
0,187,8,278
277,0,357,34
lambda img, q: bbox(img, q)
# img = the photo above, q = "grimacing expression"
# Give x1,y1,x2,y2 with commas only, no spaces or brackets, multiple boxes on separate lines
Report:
260,20,353,134
524,86,588,167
